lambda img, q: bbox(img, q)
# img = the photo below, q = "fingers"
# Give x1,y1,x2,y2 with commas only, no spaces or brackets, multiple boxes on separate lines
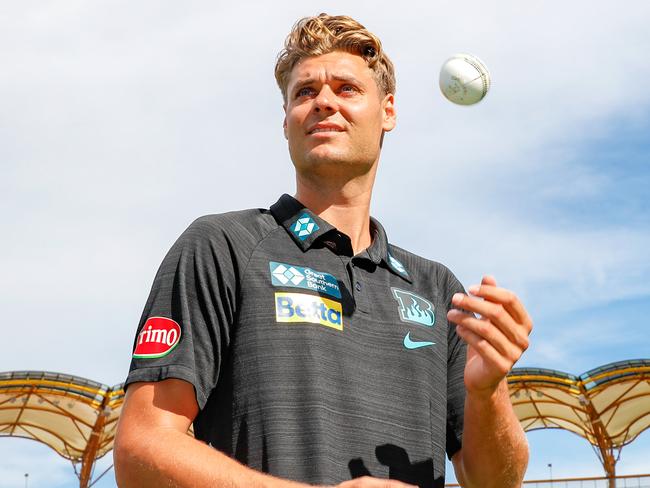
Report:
336,477,418,487
481,275,497,287
447,276,533,393
449,294,530,352
451,317,515,377
447,309,524,363
446,276,533,377
469,278,533,332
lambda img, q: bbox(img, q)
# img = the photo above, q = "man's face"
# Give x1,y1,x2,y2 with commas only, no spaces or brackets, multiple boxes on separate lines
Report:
283,51,396,177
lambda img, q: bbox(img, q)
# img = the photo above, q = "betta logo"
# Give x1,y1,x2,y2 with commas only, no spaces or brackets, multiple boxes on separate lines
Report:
391,288,435,327
274,292,343,330
133,317,181,359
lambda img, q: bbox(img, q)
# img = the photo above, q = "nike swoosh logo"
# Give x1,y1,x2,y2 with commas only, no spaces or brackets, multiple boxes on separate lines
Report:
403,332,435,349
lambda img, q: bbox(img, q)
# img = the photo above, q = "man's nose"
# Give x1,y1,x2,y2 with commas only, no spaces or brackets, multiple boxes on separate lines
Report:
313,85,337,112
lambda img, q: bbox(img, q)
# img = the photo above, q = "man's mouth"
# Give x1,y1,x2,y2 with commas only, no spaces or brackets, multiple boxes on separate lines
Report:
309,127,344,134
307,123,345,135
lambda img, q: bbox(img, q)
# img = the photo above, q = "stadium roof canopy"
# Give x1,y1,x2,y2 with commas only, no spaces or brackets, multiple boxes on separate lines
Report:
509,359,650,478
1,359,649,486
0,371,124,487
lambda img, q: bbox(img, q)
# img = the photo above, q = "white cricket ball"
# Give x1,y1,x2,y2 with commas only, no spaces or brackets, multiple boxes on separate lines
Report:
439,53,491,105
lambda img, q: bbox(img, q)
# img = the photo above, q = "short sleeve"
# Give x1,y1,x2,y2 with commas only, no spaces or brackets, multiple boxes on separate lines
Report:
444,274,468,460
124,217,238,410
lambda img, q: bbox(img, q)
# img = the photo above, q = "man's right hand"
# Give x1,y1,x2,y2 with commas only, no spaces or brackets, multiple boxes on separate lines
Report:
334,477,417,488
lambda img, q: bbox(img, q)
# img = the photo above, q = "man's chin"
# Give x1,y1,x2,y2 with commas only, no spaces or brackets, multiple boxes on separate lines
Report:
296,154,374,179
290,145,375,174
303,147,362,166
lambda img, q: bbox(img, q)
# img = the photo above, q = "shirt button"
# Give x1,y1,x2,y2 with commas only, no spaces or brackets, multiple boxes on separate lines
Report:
355,282,362,291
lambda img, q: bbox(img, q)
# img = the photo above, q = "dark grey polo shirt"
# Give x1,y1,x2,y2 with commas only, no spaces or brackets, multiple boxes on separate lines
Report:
125,194,467,487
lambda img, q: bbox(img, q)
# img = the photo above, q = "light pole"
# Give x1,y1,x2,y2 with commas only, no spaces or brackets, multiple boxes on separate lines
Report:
24,473,29,488
547,463,553,484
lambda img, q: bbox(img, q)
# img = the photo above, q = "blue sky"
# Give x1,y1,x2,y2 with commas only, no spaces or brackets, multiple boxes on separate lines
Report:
1,0,649,486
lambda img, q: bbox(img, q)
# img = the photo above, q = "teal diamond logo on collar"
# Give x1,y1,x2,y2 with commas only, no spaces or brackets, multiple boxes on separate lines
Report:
388,254,408,277
292,213,319,241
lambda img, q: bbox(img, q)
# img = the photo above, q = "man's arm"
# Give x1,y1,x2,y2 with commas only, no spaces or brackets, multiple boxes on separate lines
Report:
113,379,417,488
446,276,532,488
113,379,309,488
450,378,529,488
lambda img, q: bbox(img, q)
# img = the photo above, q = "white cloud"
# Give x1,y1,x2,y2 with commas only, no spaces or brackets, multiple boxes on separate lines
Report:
2,0,649,379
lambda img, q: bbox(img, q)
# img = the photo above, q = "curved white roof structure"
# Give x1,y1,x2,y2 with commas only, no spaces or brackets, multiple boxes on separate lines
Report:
2,360,648,486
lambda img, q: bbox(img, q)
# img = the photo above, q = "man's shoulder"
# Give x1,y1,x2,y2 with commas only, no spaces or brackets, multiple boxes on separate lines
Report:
387,243,464,294
387,243,450,274
191,207,275,233
176,207,279,253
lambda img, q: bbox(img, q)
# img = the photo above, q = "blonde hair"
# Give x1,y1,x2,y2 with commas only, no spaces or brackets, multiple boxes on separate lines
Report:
275,13,396,103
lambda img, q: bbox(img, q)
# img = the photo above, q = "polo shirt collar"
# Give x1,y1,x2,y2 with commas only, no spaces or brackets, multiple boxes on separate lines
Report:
367,217,388,264
270,194,411,282
270,194,335,251
369,218,412,283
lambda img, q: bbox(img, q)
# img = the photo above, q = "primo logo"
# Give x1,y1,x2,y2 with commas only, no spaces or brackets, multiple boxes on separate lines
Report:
275,292,343,331
391,288,435,327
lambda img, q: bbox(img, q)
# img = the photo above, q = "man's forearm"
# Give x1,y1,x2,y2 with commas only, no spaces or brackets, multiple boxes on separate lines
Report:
114,425,311,488
456,380,529,488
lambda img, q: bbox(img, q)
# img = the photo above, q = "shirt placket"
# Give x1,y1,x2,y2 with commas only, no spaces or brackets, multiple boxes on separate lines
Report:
348,256,372,314
323,231,374,316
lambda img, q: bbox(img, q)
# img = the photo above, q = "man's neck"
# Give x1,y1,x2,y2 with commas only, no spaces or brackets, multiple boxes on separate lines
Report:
294,173,375,256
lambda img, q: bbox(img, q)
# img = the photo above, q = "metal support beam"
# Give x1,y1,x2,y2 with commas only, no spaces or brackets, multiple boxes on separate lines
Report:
577,385,616,488
78,395,110,488
8,388,34,436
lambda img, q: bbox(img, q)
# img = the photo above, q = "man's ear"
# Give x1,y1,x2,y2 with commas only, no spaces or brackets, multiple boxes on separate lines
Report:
382,94,396,132
283,105,288,140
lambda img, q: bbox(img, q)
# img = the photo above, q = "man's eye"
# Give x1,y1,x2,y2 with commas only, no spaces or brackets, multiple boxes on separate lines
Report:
296,87,314,98
340,85,357,94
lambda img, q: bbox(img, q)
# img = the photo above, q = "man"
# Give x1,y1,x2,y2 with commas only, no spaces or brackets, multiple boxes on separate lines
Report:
114,13,532,488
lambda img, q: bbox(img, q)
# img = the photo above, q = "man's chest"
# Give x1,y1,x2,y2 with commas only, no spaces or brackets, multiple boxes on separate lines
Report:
226,244,450,404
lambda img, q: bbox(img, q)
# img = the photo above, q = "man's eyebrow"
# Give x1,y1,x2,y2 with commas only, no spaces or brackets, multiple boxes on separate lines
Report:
330,74,365,85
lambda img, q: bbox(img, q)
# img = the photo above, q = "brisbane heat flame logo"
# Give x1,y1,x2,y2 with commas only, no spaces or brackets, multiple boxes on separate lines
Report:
391,288,435,327
133,317,181,359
